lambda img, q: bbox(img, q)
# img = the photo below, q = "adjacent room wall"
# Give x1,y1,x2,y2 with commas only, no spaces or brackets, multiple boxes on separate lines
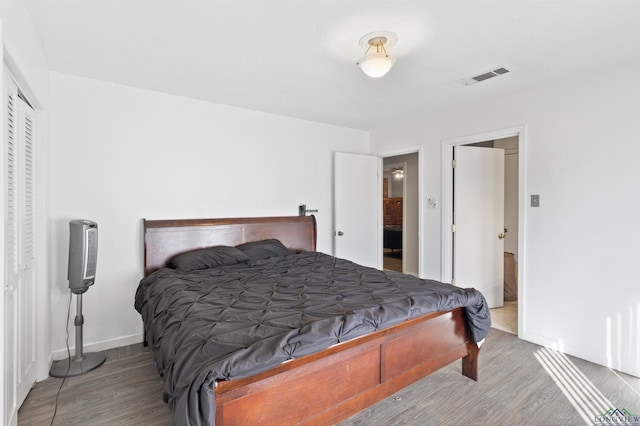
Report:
386,167,404,197
48,72,368,356
370,61,640,378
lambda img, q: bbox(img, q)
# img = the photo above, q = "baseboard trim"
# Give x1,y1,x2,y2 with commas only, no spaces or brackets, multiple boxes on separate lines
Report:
50,332,144,361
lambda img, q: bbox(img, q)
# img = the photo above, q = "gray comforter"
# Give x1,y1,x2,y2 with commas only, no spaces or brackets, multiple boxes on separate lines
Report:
135,251,490,425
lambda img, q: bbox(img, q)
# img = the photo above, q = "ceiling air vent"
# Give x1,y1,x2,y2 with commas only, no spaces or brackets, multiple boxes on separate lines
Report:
458,67,510,86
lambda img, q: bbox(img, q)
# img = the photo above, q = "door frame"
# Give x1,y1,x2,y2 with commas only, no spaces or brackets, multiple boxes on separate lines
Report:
441,125,526,336
378,145,423,277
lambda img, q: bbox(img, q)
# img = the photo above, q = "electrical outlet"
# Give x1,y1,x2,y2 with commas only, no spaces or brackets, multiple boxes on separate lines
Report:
427,198,437,209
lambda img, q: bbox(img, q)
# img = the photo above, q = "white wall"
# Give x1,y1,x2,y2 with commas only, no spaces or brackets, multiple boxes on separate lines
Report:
370,62,640,378
48,72,368,356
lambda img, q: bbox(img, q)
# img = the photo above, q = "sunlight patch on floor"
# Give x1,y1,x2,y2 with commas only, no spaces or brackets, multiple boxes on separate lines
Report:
535,347,613,425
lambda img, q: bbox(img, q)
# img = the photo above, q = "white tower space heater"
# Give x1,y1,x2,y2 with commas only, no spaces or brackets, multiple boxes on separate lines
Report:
49,220,106,377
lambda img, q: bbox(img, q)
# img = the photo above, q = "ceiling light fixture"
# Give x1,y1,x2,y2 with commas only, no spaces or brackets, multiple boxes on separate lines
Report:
391,168,404,179
357,31,398,78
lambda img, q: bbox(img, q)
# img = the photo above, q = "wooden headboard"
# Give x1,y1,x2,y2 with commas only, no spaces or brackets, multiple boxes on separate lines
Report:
143,215,317,275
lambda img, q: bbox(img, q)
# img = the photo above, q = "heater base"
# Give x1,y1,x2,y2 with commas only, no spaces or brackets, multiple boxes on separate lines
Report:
49,352,106,378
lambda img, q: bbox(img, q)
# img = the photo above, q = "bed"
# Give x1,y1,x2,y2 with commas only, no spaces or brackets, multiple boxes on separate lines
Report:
135,215,490,426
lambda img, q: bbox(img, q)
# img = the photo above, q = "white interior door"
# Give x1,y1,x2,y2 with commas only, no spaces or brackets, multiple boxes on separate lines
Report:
4,72,37,425
453,146,504,308
334,152,379,268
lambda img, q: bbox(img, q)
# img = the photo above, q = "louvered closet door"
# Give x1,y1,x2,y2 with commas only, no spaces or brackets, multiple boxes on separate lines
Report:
4,72,37,425
4,71,19,426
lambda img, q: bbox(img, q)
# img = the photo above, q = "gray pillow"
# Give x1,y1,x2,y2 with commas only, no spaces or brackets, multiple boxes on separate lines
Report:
236,239,294,260
167,246,249,272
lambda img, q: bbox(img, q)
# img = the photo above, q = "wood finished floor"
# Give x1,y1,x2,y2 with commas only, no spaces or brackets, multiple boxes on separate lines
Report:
383,249,403,272
19,329,640,426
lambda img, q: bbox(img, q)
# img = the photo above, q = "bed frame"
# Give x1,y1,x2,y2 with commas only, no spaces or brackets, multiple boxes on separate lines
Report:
143,215,480,425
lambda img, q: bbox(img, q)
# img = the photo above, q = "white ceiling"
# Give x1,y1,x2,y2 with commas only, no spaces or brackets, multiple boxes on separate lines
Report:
23,0,640,131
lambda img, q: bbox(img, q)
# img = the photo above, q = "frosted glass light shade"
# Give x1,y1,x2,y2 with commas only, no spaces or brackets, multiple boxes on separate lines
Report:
358,52,395,78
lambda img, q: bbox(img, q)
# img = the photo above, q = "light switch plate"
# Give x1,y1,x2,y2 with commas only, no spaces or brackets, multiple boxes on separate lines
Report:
531,194,540,207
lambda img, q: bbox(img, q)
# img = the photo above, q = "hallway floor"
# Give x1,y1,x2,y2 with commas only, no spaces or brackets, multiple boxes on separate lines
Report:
383,249,403,272
490,300,517,334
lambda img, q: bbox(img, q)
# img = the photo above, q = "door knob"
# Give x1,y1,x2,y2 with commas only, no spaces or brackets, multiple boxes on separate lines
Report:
498,233,506,240
337,231,344,236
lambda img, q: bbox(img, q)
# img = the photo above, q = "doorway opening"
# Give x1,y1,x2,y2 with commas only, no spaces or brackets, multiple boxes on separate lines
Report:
382,152,419,276
442,126,525,337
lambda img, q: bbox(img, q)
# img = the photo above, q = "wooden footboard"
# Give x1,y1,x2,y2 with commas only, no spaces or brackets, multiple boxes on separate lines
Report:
214,307,479,425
